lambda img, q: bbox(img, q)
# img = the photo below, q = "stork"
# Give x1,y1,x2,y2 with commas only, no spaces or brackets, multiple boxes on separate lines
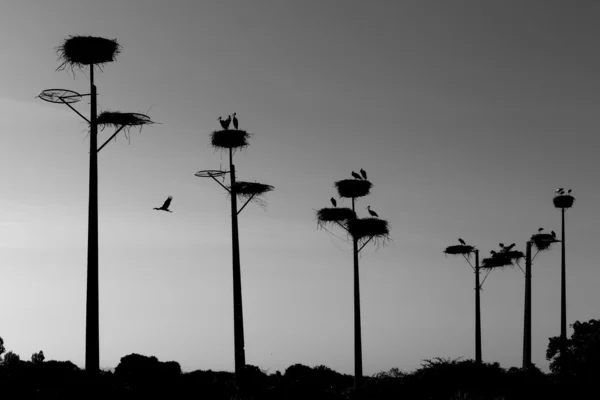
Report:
505,243,516,251
555,188,564,194
499,243,505,248
567,189,572,194
232,112,239,130
458,238,466,245
538,227,544,232
360,168,367,180
366,205,379,218
351,171,362,180
330,197,337,207
490,250,497,256
551,230,556,239
154,196,173,213
218,116,231,130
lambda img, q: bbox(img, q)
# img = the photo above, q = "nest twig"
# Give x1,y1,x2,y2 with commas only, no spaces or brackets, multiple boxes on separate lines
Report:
443,245,475,256
211,130,251,151
56,35,121,72
553,195,575,209
335,179,372,199
316,208,356,229
530,233,558,251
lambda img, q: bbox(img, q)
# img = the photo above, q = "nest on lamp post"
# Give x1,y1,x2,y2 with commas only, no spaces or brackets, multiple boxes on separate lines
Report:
316,207,356,229
228,181,274,208
97,111,154,140
481,250,524,270
211,130,252,152
443,245,476,257
347,217,390,246
334,179,372,199
530,233,559,252
56,35,121,72
553,195,575,209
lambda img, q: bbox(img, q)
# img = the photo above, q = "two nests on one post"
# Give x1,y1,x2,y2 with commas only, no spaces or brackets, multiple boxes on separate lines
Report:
317,178,390,246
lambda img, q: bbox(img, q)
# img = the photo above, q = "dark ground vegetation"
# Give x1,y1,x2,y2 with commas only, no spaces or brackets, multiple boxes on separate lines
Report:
1,319,598,399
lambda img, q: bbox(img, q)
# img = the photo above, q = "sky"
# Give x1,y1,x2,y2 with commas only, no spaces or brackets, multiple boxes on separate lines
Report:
1,0,599,375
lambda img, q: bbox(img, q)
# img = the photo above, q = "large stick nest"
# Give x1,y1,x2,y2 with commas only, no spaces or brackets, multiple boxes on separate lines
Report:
553,195,575,209
56,35,121,71
530,233,558,251
443,245,475,256
228,181,274,207
481,250,524,270
211,130,251,151
334,179,372,199
97,111,154,129
316,207,356,229
347,217,390,243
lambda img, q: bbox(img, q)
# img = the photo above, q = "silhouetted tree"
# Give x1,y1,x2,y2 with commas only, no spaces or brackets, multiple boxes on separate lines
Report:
3,351,21,366
547,318,600,381
31,350,45,364
0,336,4,361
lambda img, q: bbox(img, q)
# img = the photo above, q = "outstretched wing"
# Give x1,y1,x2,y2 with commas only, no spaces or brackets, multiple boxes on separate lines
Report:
162,196,173,209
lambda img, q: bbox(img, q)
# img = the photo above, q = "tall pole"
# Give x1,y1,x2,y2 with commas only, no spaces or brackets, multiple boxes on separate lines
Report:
352,197,363,395
229,148,246,393
85,65,99,374
560,207,566,373
474,250,481,364
522,241,532,369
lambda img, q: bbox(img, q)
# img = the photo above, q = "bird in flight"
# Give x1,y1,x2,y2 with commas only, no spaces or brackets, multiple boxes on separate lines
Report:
366,205,379,218
330,197,337,207
154,196,173,213
360,168,367,180
218,115,231,130
458,238,466,245
232,112,239,130
351,171,362,180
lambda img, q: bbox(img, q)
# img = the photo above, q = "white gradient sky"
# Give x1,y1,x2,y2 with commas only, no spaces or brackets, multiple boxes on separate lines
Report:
1,0,599,375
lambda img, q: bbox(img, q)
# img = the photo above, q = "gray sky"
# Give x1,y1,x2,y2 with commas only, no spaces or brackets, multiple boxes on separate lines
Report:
1,0,599,374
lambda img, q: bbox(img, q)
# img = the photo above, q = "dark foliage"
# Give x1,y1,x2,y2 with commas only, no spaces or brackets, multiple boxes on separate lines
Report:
547,318,600,382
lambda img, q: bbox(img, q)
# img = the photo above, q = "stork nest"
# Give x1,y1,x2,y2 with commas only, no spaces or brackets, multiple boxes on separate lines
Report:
530,233,558,251
444,245,475,256
347,217,390,244
316,207,356,229
56,35,121,71
481,250,523,270
228,181,273,207
211,130,251,151
553,195,575,209
334,179,372,199
97,111,154,129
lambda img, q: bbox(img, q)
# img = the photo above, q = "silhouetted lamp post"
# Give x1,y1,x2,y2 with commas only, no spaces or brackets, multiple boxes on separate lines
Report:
196,122,273,397
521,231,559,370
316,173,390,397
443,242,482,363
38,35,154,375
553,190,575,373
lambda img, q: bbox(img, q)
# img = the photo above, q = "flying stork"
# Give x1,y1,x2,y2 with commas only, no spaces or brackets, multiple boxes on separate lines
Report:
360,168,367,180
366,205,379,218
458,238,466,245
232,112,239,130
351,171,362,180
154,196,173,213
330,197,337,207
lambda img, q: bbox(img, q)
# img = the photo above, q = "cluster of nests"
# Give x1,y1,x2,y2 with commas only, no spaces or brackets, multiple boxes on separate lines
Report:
444,231,561,269
316,175,390,246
